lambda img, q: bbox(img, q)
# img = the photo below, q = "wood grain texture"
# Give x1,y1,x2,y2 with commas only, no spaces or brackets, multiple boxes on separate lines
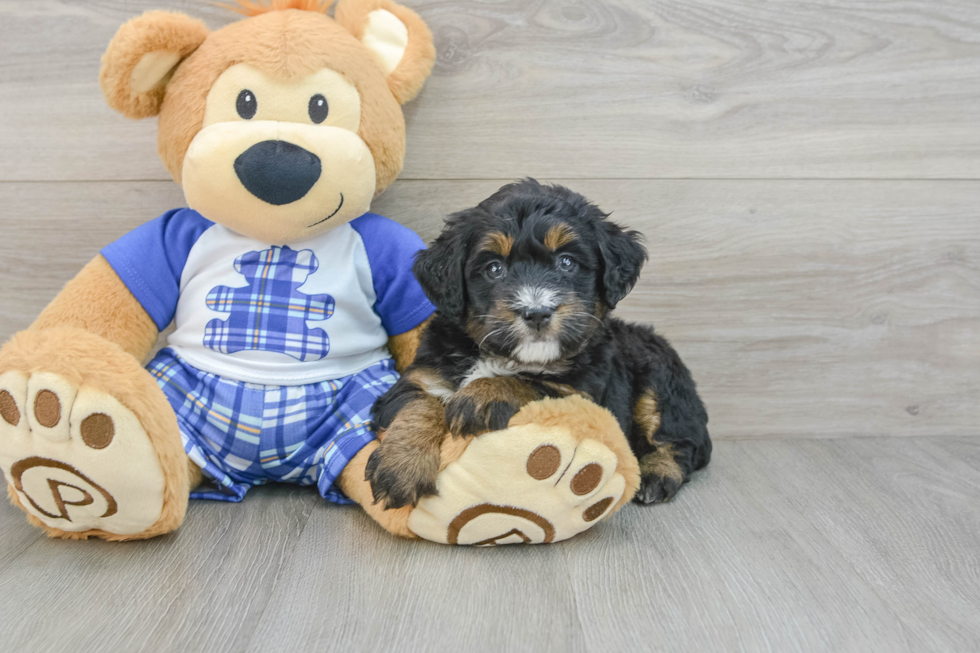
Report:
1,179,976,439
2,1,980,181
0,494,44,569
562,437,980,653
1,438,978,653
745,438,980,651
0,485,319,652
245,505,587,653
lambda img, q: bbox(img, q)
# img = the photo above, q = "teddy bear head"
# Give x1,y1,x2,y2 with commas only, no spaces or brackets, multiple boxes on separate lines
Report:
100,0,435,243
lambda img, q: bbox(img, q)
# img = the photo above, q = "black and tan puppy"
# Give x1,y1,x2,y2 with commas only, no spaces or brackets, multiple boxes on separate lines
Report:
366,179,711,509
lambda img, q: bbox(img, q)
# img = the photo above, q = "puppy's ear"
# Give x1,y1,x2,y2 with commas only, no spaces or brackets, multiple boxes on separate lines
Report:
596,220,647,308
413,213,471,323
100,11,209,119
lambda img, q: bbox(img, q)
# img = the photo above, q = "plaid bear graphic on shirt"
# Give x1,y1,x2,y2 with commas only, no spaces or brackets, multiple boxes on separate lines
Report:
204,246,335,361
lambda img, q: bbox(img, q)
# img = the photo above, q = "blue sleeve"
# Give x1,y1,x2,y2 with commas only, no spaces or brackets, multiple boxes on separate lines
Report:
101,209,214,331
350,213,436,336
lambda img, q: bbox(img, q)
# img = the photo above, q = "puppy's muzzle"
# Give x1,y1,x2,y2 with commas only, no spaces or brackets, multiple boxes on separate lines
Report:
521,307,554,331
234,140,322,205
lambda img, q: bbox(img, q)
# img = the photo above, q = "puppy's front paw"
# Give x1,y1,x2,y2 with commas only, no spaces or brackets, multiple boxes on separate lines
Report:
365,439,440,510
443,377,539,438
444,393,520,438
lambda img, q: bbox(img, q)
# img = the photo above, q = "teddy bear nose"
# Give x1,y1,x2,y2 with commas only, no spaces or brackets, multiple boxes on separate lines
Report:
234,140,322,206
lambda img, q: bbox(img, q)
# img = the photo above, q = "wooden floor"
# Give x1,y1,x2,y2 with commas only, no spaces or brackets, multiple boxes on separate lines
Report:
1,1,979,651
1,437,979,652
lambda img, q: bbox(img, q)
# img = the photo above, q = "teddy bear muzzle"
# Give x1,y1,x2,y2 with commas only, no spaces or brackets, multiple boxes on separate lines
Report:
181,119,377,243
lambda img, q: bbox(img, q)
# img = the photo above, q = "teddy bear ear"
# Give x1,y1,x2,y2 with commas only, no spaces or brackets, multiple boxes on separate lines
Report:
334,0,436,104
100,11,210,120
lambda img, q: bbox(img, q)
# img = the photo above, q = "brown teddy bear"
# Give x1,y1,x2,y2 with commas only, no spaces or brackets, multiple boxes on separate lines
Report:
0,0,638,545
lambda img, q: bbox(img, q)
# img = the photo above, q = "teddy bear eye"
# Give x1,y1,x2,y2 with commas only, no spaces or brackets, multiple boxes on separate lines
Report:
236,89,257,120
308,94,329,124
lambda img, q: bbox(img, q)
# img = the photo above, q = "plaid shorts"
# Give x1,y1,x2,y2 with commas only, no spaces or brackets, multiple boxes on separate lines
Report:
147,348,397,504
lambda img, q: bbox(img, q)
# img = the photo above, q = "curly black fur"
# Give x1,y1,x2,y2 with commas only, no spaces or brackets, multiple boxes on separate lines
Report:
368,179,711,508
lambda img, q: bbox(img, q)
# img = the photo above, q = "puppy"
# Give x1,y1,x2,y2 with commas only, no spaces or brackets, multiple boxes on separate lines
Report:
366,179,711,509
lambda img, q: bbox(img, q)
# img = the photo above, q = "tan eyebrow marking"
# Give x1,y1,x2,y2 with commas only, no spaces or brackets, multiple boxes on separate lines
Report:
480,231,514,257
544,224,576,251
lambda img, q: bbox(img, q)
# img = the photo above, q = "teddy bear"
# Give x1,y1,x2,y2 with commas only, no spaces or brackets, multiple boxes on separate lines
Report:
0,0,639,545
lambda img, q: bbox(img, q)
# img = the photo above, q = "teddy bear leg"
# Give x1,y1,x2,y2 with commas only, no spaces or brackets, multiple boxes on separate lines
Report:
407,396,640,546
0,328,191,541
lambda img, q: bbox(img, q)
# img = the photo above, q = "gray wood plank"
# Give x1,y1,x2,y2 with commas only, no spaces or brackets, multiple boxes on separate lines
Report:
1,179,976,439
244,504,587,653
929,436,980,476
561,442,912,653
0,485,319,652
4,438,977,653
739,438,980,652
0,490,44,569
561,437,980,653
3,1,980,181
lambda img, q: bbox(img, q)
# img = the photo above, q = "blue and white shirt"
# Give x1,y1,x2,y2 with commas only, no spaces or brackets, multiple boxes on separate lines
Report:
102,209,434,386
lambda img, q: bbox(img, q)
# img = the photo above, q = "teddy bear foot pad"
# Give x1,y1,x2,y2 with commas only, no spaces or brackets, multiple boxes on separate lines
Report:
409,422,628,545
0,369,167,536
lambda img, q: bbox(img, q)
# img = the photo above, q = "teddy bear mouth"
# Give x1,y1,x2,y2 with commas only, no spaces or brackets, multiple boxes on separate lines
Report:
307,193,345,228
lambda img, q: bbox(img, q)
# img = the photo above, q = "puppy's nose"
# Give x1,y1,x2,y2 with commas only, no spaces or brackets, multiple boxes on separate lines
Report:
521,307,554,330
234,140,321,205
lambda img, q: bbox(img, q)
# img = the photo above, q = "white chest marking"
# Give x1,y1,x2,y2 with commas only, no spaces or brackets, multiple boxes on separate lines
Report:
460,358,520,388
460,355,570,388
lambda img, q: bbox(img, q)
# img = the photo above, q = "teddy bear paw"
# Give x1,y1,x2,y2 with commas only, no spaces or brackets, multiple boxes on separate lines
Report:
0,369,169,536
408,413,633,545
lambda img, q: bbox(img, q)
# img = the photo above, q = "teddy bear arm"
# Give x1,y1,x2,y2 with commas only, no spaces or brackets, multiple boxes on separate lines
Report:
385,317,430,373
31,255,159,361
0,255,189,540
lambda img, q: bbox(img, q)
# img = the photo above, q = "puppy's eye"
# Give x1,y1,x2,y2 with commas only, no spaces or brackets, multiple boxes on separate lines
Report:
557,255,577,272
308,94,329,124
236,90,257,120
485,261,505,280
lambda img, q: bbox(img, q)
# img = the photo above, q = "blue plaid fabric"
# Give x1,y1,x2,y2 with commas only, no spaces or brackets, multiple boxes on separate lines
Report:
204,246,335,362
147,348,397,503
